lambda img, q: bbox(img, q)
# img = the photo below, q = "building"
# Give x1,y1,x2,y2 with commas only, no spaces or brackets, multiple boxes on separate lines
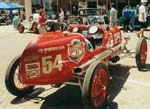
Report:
0,0,142,11
0,0,144,18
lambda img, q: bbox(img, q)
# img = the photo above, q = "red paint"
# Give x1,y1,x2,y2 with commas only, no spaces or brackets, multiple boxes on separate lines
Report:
19,25,122,85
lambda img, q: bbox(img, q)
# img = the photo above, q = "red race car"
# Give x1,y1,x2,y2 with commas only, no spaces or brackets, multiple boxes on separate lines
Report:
5,25,122,108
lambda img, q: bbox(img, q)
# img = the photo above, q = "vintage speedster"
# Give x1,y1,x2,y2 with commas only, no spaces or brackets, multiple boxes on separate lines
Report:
5,24,122,108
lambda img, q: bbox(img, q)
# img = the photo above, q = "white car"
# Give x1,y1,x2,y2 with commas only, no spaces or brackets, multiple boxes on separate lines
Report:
17,13,39,33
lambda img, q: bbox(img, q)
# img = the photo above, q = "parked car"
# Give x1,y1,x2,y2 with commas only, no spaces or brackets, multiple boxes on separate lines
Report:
68,15,109,28
5,24,122,109
68,8,109,26
17,13,39,33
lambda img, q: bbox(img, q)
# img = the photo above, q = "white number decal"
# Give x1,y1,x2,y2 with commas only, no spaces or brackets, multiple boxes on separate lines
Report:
53,54,63,71
42,56,52,74
42,55,63,74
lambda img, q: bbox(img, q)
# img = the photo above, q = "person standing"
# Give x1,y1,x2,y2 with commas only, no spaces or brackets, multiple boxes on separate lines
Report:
109,3,118,26
38,9,47,35
137,0,148,38
129,6,137,32
123,6,131,32
59,8,65,31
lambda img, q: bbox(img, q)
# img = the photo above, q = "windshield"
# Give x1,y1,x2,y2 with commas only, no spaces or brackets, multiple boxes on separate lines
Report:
87,16,105,25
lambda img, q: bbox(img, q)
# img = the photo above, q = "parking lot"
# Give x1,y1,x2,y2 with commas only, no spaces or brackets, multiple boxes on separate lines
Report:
0,25,150,109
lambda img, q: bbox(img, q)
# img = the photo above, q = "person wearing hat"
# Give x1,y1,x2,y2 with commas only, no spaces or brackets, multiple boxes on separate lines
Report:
137,0,148,38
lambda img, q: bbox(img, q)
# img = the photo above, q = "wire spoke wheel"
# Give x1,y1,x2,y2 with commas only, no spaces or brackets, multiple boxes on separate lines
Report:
82,61,109,109
92,68,107,107
13,66,28,90
32,22,38,33
18,24,24,33
140,40,147,64
5,55,34,97
136,38,147,70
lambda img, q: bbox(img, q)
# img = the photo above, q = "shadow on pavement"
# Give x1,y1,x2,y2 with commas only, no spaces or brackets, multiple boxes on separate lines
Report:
41,85,83,109
139,64,150,72
40,64,133,109
107,64,133,102
10,64,134,109
11,88,45,104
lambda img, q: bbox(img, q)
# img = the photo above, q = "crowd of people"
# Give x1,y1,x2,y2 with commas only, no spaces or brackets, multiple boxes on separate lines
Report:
109,0,150,36
0,11,11,25
109,0,150,52
37,8,65,34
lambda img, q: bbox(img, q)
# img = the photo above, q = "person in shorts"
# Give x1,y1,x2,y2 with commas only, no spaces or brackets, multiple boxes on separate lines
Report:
137,0,148,38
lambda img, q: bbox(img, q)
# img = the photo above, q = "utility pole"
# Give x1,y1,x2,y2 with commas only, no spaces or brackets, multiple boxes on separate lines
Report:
24,0,32,19
116,0,118,9
128,0,130,6
40,0,43,8
97,0,99,8
106,0,109,10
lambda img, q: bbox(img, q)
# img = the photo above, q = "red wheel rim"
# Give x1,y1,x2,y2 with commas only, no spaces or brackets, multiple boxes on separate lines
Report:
18,25,22,32
32,23,38,31
140,41,147,64
91,68,108,107
13,66,28,90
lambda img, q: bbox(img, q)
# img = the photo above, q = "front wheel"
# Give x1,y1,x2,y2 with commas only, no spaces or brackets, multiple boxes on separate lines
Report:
135,38,147,71
18,24,24,33
5,55,34,97
32,22,38,33
82,61,109,109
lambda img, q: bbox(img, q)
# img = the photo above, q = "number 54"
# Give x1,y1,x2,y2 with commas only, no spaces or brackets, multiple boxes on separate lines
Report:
42,54,63,74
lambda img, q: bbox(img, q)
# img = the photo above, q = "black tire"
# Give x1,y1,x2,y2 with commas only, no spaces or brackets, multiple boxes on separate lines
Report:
5,55,34,97
135,38,147,71
18,24,24,33
32,22,39,33
82,61,109,109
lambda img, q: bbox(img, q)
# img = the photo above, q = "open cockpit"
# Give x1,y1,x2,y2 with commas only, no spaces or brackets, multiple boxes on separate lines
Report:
70,25,104,52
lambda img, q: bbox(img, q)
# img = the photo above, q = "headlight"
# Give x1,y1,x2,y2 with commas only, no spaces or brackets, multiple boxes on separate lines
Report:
72,27,79,33
88,26,98,34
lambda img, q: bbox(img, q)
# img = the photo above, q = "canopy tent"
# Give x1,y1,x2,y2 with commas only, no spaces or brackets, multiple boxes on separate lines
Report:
9,3,24,9
0,2,22,10
0,2,24,20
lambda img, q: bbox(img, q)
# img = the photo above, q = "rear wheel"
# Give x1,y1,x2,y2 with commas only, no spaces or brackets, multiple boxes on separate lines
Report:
32,22,38,33
135,38,147,71
18,24,24,33
5,55,34,97
82,61,109,109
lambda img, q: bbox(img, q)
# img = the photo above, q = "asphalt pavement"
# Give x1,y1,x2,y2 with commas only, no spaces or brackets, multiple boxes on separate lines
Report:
0,25,150,109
